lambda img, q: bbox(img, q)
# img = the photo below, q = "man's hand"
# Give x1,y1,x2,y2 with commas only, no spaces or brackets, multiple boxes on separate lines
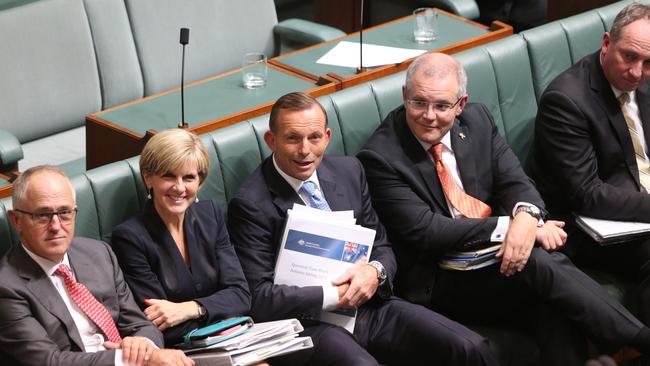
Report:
144,299,199,331
331,257,378,308
536,220,567,251
496,212,537,276
145,349,195,366
104,336,155,366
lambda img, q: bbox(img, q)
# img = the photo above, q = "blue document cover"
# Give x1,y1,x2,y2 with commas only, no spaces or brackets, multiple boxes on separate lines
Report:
285,230,370,264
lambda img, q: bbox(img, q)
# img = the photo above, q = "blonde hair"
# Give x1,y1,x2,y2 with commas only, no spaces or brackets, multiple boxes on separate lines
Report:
140,129,210,184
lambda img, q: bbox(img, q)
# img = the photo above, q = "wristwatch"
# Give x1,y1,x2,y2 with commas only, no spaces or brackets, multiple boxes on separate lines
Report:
515,205,543,221
197,303,207,320
368,261,387,285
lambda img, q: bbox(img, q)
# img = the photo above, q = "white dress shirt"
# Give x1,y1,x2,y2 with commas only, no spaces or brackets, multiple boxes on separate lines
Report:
272,156,340,310
23,245,129,365
612,86,649,163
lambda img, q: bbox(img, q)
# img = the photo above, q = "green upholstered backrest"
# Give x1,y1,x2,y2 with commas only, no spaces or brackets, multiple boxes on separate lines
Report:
70,174,101,241
559,11,605,65
596,0,635,31
327,85,383,155
0,198,17,257
84,161,143,244
198,134,229,212
521,22,572,102
210,124,263,204
485,37,538,171
369,71,407,121
454,46,505,137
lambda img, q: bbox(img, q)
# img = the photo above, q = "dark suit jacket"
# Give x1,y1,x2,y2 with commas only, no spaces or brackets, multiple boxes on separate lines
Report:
0,238,162,366
227,156,395,322
533,51,650,222
111,200,251,346
357,103,544,305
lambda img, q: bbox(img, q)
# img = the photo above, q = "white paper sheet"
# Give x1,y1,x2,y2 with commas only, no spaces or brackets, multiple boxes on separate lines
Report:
316,41,427,68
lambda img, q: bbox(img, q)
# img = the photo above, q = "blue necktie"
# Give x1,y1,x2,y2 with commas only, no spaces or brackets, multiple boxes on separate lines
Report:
300,181,331,211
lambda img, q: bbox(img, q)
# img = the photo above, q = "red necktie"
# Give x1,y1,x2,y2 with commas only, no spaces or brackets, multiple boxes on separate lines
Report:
54,264,122,343
431,143,492,218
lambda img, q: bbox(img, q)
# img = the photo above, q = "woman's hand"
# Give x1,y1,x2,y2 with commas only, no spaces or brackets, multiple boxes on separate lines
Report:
143,299,201,331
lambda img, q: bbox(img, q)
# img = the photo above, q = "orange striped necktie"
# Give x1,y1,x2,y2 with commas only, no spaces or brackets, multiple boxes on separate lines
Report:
430,143,492,218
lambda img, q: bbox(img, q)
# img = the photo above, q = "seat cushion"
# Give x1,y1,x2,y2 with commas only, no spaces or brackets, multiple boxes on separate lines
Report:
18,127,86,172
125,0,277,95
0,0,101,143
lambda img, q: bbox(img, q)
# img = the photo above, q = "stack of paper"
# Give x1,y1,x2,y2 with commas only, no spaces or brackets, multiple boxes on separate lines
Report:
186,319,313,366
575,215,650,245
316,41,427,68
439,244,502,271
274,204,376,333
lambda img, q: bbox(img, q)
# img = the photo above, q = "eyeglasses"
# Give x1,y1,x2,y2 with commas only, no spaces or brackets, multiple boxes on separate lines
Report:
406,96,463,113
14,208,77,226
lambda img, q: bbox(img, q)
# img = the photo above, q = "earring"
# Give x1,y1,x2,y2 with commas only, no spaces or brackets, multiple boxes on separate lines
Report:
195,196,199,203
147,188,152,200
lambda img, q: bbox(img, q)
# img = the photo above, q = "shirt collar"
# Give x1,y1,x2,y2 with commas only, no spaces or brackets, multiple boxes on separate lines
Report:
610,84,637,104
416,131,453,154
272,154,321,193
22,244,70,277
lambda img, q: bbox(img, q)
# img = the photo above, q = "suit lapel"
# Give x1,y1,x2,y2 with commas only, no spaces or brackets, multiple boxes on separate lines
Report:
316,160,347,211
450,122,481,198
589,53,641,189
396,116,451,216
15,246,85,351
262,158,304,214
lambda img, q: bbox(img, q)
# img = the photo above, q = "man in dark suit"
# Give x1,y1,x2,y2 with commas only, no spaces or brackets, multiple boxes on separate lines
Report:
228,92,499,366
357,52,650,365
0,165,192,366
532,3,650,326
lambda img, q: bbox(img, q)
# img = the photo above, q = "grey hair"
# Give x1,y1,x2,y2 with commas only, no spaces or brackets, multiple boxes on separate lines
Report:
12,165,76,208
405,54,468,99
610,2,650,41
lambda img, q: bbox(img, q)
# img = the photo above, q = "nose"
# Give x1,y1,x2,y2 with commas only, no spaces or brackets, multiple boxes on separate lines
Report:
172,177,185,192
422,104,437,120
630,61,643,79
298,138,310,156
48,214,63,231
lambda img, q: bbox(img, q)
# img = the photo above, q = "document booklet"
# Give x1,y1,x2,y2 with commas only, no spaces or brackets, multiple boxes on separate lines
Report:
274,204,376,333
182,316,253,349
186,319,313,366
575,215,650,245
439,244,502,271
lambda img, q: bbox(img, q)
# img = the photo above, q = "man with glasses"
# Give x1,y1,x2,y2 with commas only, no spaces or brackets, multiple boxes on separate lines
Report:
357,52,650,365
0,165,193,366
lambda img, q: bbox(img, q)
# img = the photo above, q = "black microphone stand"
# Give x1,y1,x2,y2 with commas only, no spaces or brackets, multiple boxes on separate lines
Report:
179,28,189,128
356,0,366,74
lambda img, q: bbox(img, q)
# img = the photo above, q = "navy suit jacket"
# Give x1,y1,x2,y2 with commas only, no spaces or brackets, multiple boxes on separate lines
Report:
357,103,544,305
111,200,250,346
0,238,162,366
227,156,395,322
533,51,650,222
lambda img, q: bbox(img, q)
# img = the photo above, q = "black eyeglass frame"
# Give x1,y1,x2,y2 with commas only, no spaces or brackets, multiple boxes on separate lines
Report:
406,95,464,113
13,207,78,225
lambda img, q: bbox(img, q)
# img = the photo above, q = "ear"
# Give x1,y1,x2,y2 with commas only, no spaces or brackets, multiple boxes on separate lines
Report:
456,95,468,116
142,173,153,191
8,210,21,232
601,32,611,55
402,85,408,105
264,130,275,152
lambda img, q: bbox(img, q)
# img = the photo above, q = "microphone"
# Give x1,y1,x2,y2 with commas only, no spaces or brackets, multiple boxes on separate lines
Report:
179,27,190,128
356,0,366,74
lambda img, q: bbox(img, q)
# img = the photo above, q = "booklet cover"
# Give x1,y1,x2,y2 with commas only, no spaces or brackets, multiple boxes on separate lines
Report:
575,215,650,245
274,204,376,333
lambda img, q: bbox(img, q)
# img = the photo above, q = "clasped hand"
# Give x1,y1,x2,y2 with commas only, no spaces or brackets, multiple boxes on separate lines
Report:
104,337,194,365
496,214,567,277
331,256,379,308
144,298,199,331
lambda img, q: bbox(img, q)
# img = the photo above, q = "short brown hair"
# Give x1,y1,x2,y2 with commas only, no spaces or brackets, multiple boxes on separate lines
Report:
268,92,328,132
610,2,650,41
140,128,210,184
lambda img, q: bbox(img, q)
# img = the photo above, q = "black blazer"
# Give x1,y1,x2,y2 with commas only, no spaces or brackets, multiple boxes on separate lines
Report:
0,239,163,365
533,51,650,222
111,200,251,346
357,103,544,305
227,156,395,322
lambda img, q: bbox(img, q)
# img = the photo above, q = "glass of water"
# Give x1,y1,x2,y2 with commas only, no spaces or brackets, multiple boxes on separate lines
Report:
413,8,438,43
241,52,267,89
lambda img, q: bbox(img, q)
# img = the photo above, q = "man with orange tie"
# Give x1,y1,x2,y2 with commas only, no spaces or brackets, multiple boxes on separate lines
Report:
357,52,650,366
0,165,193,366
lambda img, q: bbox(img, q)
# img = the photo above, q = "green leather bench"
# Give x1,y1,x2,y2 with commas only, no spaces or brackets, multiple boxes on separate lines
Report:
0,1,645,364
